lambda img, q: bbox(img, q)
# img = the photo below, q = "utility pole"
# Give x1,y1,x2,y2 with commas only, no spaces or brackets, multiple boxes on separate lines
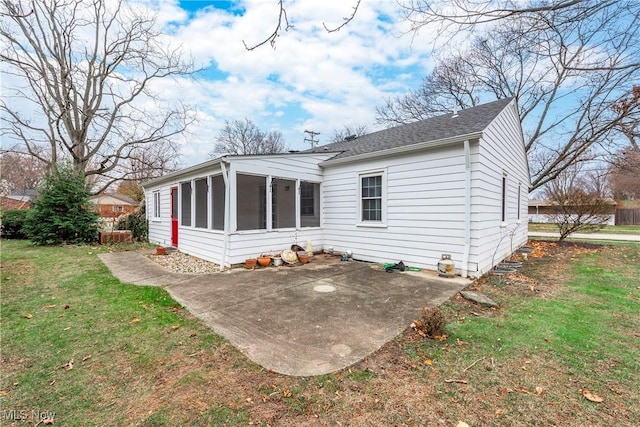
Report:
304,129,320,149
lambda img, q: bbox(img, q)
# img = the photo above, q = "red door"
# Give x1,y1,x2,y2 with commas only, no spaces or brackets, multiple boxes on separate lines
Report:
170,187,178,247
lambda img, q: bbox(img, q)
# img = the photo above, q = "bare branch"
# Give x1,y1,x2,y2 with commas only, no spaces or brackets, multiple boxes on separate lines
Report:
323,0,361,33
243,0,291,51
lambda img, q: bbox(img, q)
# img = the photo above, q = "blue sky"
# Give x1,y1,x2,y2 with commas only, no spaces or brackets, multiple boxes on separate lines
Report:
144,0,440,167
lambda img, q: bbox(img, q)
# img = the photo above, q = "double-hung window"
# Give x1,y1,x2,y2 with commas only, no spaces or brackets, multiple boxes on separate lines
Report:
360,172,385,224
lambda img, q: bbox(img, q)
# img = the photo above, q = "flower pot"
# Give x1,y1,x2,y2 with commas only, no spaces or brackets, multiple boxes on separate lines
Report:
156,246,166,256
297,253,309,264
273,256,283,267
257,256,271,267
245,258,257,269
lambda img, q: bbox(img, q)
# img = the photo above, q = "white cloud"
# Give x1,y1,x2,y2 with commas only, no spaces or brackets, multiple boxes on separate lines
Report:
149,0,441,165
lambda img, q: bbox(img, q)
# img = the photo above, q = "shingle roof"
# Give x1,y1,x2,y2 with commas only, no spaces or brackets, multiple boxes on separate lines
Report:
91,193,137,205
313,98,513,161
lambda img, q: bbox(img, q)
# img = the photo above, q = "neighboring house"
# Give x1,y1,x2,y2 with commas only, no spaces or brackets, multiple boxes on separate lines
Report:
1,196,32,210
91,193,138,218
528,199,617,225
143,98,529,278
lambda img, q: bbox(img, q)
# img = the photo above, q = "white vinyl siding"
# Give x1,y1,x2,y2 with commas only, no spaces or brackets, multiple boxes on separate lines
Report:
323,147,465,268
471,101,529,275
145,186,171,247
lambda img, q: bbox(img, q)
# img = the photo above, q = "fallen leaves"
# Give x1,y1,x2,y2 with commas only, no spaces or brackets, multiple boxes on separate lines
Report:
130,317,141,324
581,389,604,403
21,313,33,319
62,359,73,371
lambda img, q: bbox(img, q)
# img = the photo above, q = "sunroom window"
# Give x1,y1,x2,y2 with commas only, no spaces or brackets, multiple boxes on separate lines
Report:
272,178,296,229
180,182,191,226
211,175,225,230
236,174,266,230
300,181,320,227
194,178,208,228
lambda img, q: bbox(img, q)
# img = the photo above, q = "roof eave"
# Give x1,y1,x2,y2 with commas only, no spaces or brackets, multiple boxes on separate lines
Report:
141,157,227,188
319,131,484,167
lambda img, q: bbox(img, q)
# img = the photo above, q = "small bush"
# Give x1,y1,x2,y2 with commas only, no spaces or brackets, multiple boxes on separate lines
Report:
411,307,448,338
115,203,148,241
0,209,29,238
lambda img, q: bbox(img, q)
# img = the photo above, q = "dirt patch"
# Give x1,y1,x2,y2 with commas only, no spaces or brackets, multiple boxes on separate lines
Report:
1,260,36,288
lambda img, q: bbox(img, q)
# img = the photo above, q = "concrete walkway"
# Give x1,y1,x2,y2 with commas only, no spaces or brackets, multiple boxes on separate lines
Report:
528,231,640,242
99,252,471,377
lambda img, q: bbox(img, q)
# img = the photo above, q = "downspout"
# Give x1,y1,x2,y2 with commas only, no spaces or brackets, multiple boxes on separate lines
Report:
462,140,471,278
219,160,231,272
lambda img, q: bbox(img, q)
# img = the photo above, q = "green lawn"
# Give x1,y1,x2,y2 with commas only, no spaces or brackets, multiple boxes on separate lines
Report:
1,239,638,426
528,223,640,235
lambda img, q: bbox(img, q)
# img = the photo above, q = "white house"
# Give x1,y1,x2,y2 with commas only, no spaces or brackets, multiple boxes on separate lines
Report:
142,98,529,278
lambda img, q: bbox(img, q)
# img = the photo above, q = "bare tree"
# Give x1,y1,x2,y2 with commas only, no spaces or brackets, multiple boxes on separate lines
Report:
331,124,369,143
0,0,195,194
211,118,288,156
543,166,614,241
377,6,640,191
0,149,48,195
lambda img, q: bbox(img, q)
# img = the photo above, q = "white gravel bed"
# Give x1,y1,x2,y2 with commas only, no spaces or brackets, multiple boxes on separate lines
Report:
147,251,220,274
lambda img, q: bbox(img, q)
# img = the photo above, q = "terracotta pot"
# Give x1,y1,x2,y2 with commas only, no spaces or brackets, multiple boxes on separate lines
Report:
245,258,257,269
257,256,271,267
297,254,309,264
156,246,166,256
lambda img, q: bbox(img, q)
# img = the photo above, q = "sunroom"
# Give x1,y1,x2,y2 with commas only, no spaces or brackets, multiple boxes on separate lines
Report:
143,153,337,268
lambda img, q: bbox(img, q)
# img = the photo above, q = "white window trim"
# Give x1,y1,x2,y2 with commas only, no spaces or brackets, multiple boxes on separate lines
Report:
357,169,387,227
501,173,507,227
152,191,161,220
516,182,522,223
